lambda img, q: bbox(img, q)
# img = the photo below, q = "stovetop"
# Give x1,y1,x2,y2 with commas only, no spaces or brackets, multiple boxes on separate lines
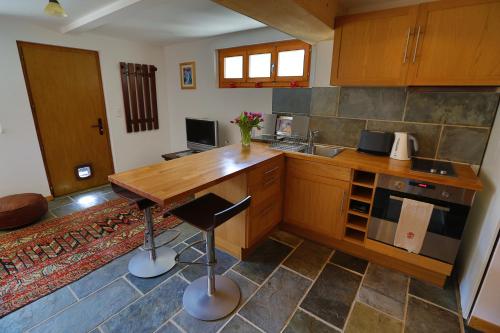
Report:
411,158,457,177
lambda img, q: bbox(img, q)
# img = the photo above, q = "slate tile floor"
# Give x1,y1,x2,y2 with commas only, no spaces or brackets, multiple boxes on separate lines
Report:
0,185,478,333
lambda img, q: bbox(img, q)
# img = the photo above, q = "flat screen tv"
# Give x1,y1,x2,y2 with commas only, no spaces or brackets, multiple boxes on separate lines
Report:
186,118,219,151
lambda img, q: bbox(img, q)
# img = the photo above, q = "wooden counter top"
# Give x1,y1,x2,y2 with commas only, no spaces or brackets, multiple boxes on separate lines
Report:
108,143,282,206
285,149,483,191
109,142,482,207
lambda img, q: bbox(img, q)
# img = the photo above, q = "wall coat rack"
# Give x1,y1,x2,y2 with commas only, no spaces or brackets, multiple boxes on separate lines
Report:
119,62,159,132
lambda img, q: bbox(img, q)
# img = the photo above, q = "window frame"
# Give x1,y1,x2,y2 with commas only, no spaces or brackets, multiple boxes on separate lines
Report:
217,40,311,88
246,44,276,83
275,40,311,83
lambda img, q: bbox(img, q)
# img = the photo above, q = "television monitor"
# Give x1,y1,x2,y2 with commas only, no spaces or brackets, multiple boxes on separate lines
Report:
185,118,219,151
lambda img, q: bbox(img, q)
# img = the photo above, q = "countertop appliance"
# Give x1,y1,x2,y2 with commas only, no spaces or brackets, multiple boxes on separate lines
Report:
186,118,218,151
275,114,309,138
411,158,457,177
357,130,394,156
390,132,418,161
368,174,475,264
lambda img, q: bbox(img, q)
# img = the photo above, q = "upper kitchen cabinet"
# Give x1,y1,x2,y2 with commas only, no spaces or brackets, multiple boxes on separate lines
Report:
408,0,500,85
331,6,418,86
331,0,500,86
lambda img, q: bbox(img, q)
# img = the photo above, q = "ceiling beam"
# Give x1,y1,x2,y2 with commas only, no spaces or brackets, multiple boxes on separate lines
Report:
60,0,145,34
212,0,338,44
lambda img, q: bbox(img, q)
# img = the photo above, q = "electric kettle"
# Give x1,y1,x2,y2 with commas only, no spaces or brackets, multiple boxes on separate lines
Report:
390,132,418,161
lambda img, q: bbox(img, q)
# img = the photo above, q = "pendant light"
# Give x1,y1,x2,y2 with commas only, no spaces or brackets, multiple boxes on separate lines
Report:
44,0,68,17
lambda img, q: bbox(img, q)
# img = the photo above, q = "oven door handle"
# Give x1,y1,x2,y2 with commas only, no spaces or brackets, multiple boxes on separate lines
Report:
389,195,450,212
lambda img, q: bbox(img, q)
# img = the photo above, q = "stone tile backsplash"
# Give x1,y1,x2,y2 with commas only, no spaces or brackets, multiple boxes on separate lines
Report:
405,92,499,126
272,87,499,165
338,87,406,121
310,87,338,116
310,117,366,148
272,88,311,114
437,127,490,164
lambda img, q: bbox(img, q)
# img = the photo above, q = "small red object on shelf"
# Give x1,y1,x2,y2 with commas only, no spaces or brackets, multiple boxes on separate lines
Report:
290,81,298,87
255,82,262,88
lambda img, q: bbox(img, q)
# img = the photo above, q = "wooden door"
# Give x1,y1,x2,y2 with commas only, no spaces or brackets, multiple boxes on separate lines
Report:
18,42,114,196
331,6,418,86
408,0,500,85
283,159,349,240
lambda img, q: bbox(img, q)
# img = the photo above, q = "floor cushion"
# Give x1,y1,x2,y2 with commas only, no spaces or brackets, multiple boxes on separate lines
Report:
0,193,48,230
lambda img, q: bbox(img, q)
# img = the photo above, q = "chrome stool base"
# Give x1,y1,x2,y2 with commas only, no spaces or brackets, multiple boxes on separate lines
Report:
128,246,176,278
183,275,241,321
128,206,177,278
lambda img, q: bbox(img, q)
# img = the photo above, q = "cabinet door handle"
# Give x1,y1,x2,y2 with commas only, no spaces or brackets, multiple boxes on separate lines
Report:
402,27,412,64
264,166,279,175
412,25,422,63
263,177,277,187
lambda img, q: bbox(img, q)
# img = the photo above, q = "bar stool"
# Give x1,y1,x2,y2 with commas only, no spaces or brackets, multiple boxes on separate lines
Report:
168,193,251,321
111,184,178,278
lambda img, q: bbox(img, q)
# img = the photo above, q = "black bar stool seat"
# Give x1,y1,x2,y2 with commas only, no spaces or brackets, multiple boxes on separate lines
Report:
168,193,234,231
111,183,177,278
168,193,251,321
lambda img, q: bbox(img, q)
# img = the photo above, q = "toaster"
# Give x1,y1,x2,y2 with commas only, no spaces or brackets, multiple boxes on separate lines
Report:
357,130,395,156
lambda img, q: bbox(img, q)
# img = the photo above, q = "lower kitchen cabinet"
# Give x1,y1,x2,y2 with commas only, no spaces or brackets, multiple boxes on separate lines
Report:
247,155,285,246
199,155,285,258
283,158,350,240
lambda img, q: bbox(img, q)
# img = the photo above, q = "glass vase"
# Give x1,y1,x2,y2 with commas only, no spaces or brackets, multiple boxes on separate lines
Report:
240,127,251,149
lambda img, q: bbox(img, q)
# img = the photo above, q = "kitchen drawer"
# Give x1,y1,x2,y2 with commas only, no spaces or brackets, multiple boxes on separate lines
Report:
286,158,351,182
248,156,284,189
249,199,282,245
249,179,281,209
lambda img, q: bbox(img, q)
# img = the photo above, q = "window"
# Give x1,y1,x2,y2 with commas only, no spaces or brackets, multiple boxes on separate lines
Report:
277,50,305,77
249,53,272,78
224,56,243,79
218,48,246,84
218,40,310,88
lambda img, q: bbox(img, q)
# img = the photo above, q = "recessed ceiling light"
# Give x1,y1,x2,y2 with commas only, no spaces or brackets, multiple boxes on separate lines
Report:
44,0,68,18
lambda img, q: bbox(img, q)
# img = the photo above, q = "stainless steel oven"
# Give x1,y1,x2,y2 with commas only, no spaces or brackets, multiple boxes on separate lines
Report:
368,174,475,264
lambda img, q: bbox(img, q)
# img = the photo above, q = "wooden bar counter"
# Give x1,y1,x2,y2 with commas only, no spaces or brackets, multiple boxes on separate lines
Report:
109,142,482,286
109,143,285,259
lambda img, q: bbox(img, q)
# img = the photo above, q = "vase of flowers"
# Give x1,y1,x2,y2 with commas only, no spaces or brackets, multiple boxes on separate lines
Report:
231,112,264,149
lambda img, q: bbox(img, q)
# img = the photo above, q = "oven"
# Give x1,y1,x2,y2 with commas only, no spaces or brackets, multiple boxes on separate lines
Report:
368,174,475,264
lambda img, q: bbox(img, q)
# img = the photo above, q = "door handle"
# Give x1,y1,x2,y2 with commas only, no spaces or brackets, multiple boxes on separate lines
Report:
389,195,450,212
412,26,422,63
402,27,412,64
91,118,104,135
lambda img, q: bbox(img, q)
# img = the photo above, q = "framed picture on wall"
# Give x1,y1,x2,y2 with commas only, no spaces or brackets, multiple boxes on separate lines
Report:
179,61,196,89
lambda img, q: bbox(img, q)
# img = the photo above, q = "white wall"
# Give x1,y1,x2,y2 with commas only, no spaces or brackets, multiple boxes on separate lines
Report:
457,104,500,318
0,17,170,197
163,27,333,151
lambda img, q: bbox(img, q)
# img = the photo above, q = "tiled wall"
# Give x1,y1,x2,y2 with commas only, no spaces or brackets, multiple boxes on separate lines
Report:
272,87,500,166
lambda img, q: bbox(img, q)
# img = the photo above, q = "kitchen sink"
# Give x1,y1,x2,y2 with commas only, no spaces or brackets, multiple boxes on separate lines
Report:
310,144,344,158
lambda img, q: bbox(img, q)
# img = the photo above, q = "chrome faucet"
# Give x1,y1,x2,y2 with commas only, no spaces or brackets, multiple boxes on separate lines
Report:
307,129,319,154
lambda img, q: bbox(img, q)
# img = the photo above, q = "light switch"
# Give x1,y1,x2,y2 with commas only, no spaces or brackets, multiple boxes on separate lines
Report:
0,122,4,134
